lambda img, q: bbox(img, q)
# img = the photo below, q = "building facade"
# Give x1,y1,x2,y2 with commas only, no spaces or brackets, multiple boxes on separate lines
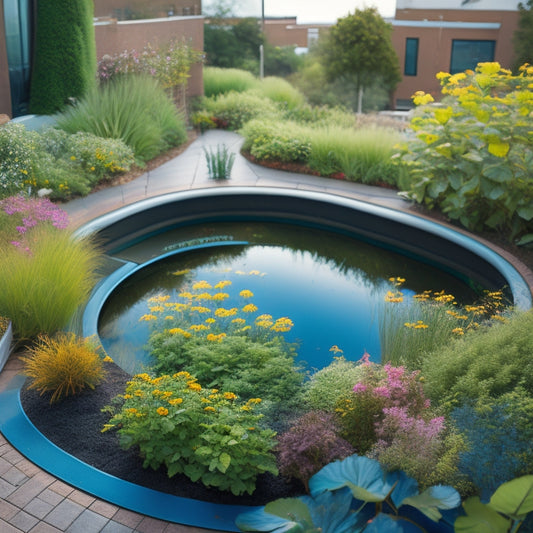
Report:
391,0,521,109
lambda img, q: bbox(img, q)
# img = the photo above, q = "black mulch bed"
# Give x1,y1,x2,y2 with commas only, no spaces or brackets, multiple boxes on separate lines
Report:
20,362,304,506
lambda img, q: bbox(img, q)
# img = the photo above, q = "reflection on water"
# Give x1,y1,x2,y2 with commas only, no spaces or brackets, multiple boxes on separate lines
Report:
99,222,483,374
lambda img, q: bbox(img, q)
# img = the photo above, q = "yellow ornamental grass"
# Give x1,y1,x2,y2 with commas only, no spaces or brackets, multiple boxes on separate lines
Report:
22,333,105,404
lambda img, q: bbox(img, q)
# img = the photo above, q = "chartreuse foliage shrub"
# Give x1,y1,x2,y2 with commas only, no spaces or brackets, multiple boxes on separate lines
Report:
203,67,259,97
104,371,278,496
21,333,105,404
421,310,533,407
0,209,101,340
56,76,187,163
257,77,306,110
395,62,533,244
236,454,462,532
200,90,281,130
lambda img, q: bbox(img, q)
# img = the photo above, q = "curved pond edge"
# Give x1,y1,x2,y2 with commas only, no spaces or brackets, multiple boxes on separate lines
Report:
1,187,531,531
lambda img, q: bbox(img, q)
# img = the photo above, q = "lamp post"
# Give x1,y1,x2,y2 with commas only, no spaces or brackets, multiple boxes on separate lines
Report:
259,0,265,79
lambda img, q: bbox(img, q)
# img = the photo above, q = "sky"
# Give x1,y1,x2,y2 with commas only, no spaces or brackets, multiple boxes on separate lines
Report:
203,0,397,24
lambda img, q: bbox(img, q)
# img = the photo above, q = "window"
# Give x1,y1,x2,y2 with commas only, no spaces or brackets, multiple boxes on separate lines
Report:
404,38,419,76
450,40,495,74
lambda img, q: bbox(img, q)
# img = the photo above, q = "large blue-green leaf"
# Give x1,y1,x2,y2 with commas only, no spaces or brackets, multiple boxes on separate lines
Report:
401,485,460,522
309,455,391,502
387,470,419,509
301,488,367,533
364,513,406,533
454,496,511,533
236,498,313,532
489,475,533,521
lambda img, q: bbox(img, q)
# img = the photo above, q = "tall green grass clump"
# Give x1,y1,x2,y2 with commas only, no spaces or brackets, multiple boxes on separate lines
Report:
257,77,306,109
307,126,401,184
203,67,259,97
56,76,187,163
0,227,101,341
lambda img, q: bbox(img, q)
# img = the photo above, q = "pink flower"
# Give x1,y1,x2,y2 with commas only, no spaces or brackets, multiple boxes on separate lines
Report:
373,386,391,398
353,383,367,393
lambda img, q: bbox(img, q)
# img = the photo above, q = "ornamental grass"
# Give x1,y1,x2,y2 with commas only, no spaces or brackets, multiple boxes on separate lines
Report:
21,332,105,404
0,226,101,341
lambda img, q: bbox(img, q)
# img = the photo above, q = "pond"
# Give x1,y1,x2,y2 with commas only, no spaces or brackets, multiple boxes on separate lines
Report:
98,220,484,374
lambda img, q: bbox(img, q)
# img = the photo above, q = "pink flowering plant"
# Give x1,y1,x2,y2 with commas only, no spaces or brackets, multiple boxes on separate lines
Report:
335,354,432,454
0,196,69,251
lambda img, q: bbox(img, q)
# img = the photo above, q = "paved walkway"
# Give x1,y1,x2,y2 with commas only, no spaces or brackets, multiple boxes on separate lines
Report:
0,130,531,532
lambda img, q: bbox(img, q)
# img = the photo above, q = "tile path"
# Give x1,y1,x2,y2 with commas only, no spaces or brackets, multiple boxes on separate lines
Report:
1,129,532,532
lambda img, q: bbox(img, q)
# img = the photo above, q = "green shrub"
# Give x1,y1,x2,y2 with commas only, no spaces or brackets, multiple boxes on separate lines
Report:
257,77,306,109
0,226,101,341
394,62,533,243
240,119,311,163
29,0,96,114
21,333,105,404
55,76,187,163
104,371,278,496
283,103,357,129
201,91,280,130
303,355,365,411
203,67,259,97
0,124,37,197
422,310,533,409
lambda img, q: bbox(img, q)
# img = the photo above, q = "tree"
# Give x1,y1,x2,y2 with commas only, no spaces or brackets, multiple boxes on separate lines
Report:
513,0,533,71
319,7,401,113
29,0,96,114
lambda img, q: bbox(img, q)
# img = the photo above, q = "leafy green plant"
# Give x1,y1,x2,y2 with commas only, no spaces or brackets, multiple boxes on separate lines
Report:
56,76,187,163
21,333,105,403
204,144,235,179
394,62,533,244
203,67,259,97
455,475,533,533
236,454,461,532
0,225,101,341
104,371,278,496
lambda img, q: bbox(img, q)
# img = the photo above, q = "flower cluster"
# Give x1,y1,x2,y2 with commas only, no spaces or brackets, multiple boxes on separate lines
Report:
0,124,36,195
139,278,294,344
97,40,203,91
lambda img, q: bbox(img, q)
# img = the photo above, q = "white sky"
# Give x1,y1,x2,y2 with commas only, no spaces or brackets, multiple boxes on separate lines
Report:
203,0,397,24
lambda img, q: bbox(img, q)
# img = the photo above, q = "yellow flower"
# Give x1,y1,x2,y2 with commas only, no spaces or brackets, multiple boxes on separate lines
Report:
271,317,294,332
232,318,246,324
242,304,258,313
139,314,157,321
103,355,114,362
239,289,254,298
412,91,434,106
476,62,501,75
329,345,343,354
157,407,169,416
452,327,464,335
204,406,216,412
214,280,232,289
168,327,192,338
168,398,183,405
70,155,76,161
212,292,229,301
126,408,138,414
206,333,226,342
224,392,238,400
191,306,211,313
173,269,190,276
205,318,216,324
214,307,238,317
434,106,453,125
188,382,202,392
189,324,208,331
193,280,212,290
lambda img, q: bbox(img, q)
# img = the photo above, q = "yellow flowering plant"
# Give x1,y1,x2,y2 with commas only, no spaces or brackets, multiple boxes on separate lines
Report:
103,371,278,496
394,62,533,244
